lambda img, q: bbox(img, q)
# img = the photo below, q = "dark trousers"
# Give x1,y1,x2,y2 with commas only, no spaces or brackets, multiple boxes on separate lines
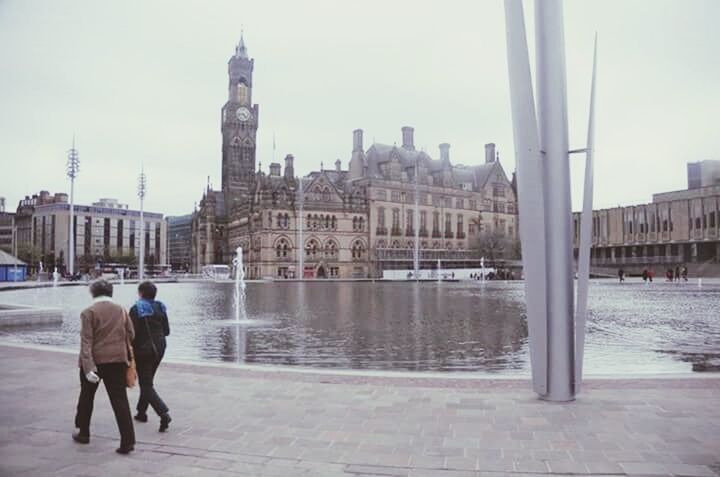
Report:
136,351,169,417
74,362,135,448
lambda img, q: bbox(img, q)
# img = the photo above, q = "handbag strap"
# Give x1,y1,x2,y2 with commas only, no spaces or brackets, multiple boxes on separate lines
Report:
124,312,134,363
142,313,160,358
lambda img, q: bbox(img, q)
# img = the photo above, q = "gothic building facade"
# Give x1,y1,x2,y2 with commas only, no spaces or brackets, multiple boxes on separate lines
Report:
192,37,518,279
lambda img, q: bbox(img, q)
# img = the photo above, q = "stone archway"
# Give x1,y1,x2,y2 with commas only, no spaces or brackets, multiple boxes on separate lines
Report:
316,265,327,278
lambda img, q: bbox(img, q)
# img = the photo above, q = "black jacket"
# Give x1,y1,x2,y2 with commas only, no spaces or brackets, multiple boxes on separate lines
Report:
129,302,170,359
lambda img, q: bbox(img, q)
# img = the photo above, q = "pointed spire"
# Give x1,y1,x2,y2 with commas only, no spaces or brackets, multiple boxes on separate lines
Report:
236,29,248,58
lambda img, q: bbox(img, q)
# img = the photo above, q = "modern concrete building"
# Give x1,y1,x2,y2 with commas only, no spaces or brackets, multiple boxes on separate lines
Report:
14,193,166,273
166,214,193,272
573,175,720,272
192,37,517,278
687,159,720,189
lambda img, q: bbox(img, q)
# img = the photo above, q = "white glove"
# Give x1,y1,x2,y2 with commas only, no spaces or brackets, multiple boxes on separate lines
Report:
86,371,100,383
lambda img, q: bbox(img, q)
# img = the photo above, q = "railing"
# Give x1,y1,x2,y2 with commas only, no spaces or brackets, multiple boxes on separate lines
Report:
375,249,479,261
419,229,428,237
375,227,388,236
444,231,454,239
591,255,684,266
432,230,441,238
457,232,466,239
405,228,415,237
391,227,402,236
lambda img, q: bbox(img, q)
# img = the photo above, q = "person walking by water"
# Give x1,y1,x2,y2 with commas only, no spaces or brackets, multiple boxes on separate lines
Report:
74,279,136,454
130,281,172,432
682,266,688,282
675,265,681,282
618,268,625,283
642,269,648,283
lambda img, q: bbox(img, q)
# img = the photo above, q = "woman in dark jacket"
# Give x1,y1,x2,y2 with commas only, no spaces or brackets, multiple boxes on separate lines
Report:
130,281,172,432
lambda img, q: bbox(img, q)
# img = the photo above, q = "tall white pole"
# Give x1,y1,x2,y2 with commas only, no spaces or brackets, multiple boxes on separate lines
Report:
535,0,574,402
414,161,420,279
138,167,147,281
66,138,80,275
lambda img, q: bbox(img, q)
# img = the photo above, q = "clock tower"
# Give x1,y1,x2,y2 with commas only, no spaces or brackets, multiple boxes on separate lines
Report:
221,32,259,208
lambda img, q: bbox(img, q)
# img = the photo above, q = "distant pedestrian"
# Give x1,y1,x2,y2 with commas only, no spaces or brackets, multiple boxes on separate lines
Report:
675,266,681,282
642,269,648,282
618,268,625,283
682,266,688,282
74,279,136,454
130,281,172,433
648,269,654,282
666,269,673,282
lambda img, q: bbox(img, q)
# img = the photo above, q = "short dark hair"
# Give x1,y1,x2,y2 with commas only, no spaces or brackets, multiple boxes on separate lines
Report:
138,281,157,300
89,279,113,298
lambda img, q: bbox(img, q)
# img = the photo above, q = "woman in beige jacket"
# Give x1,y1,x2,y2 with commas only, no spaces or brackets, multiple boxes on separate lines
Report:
73,279,136,454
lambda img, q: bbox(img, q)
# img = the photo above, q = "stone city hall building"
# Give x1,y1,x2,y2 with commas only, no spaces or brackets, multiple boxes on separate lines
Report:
192,37,518,278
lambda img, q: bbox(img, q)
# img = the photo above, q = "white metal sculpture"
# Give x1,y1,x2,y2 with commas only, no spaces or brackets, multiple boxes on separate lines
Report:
504,0,597,401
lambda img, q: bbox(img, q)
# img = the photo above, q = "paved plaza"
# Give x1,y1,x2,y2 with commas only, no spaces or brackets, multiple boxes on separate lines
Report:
0,343,718,477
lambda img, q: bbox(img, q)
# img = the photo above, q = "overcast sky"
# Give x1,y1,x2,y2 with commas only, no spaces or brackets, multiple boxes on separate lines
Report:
1,0,719,216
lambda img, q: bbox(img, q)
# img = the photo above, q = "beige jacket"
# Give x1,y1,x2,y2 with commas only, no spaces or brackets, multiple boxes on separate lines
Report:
78,297,135,374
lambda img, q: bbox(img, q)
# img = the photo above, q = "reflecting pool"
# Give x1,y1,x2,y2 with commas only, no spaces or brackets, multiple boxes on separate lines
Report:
1,279,718,374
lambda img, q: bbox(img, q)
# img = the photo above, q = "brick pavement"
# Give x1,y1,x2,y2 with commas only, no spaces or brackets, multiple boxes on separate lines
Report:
0,343,718,477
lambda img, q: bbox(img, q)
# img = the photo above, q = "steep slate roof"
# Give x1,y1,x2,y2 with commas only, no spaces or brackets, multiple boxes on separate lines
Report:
365,142,501,190
0,250,26,266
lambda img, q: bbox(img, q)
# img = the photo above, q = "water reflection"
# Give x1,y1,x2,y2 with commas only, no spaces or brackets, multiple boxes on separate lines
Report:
0,280,718,374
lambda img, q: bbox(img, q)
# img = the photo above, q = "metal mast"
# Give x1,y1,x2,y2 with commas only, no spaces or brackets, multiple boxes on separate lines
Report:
138,166,147,281
66,137,80,275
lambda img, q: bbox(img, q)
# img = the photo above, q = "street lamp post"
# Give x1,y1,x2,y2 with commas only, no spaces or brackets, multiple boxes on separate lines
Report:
138,167,147,281
66,138,80,275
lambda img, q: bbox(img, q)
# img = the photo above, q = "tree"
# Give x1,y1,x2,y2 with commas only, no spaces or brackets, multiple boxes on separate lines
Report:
472,230,520,262
17,244,42,268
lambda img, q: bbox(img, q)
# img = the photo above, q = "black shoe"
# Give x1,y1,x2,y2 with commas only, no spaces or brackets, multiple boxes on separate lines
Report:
159,413,172,433
134,412,148,423
72,431,90,444
116,445,134,455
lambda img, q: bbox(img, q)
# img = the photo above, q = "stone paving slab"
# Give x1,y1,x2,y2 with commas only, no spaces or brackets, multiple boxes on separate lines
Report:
0,343,718,477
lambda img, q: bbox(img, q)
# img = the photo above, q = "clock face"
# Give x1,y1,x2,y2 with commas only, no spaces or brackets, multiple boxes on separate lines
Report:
236,107,251,121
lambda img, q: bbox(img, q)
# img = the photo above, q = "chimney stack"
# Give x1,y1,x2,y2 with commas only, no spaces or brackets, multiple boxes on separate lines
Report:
269,163,281,177
335,159,341,172
401,126,415,151
439,143,451,163
352,129,363,152
284,154,294,179
485,143,496,164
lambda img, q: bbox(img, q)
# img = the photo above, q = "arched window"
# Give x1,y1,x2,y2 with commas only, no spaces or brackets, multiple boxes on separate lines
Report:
241,138,254,163
312,214,318,229
359,217,364,231
276,214,282,228
351,240,365,260
322,187,331,202
283,213,290,228
305,239,320,259
237,81,249,104
324,215,330,229
331,215,337,230
352,217,358,231
306,214,311,228
325,239,338,258
268,211,272,228
276,238,290,258
376,239,387,249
